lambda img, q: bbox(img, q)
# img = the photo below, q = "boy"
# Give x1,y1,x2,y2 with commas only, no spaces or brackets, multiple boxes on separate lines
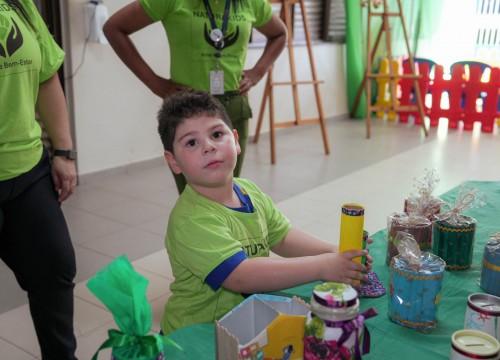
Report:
158,90,370,335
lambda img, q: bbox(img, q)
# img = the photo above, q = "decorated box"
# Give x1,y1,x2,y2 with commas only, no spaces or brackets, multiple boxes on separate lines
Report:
480,236,500,296
215,294,309,360
388,232,446,331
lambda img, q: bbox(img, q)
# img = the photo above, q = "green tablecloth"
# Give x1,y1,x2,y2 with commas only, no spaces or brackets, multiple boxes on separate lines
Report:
165,181,499,359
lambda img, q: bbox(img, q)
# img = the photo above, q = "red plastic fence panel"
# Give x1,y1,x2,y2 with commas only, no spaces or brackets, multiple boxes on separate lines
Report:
398,59,433,124
395,59,499,132
429,64,465,128
462,65,500,132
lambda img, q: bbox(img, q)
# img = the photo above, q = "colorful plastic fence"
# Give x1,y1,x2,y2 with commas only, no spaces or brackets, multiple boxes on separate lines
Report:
374,58,500,133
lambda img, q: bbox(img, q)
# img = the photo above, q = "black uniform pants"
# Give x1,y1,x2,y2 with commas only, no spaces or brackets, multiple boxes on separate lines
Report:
0,150,77,359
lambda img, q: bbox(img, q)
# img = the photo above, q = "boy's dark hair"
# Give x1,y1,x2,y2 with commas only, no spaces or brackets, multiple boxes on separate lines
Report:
157,90,233,153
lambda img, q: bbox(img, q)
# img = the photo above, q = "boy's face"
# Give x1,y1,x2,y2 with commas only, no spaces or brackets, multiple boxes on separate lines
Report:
164,115,241,189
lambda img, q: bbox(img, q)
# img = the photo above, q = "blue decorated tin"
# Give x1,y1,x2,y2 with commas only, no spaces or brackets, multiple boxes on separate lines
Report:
480,240,500,297
388,252,446,331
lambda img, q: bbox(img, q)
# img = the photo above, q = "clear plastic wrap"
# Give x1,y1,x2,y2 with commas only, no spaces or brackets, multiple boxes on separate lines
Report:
388,232,446,332
436,184,486,227
404,168,444,221
386,212,432,265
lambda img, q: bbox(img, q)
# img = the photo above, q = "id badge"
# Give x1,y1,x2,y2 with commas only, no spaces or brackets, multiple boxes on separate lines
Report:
210,70,224,95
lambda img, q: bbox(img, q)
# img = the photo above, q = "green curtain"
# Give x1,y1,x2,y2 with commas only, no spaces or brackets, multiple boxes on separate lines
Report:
345,0,444,119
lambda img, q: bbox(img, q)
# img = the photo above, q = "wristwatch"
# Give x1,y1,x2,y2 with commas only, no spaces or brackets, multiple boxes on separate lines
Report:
53,149,77,160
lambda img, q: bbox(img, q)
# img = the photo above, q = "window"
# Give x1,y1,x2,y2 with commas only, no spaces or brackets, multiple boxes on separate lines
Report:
474,0,500,65
250,0,345,46
323,0,346,43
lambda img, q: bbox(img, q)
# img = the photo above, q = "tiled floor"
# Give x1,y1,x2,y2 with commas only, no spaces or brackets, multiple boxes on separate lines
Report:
1,116,499,359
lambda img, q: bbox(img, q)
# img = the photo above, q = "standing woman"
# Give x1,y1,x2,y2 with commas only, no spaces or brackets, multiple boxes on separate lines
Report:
104,0,287,194
0,0,78,358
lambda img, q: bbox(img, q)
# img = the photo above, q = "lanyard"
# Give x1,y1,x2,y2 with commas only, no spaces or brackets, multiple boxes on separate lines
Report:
202,0,231,57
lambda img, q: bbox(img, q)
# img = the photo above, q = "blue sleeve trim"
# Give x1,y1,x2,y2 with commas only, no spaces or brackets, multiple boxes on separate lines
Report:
205,251,248,290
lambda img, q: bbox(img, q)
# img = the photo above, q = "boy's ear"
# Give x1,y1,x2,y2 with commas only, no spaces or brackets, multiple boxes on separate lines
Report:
232,129,241,155
164,151,182,174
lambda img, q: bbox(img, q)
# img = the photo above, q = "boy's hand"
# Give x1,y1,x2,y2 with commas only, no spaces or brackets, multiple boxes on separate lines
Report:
318,250,369,289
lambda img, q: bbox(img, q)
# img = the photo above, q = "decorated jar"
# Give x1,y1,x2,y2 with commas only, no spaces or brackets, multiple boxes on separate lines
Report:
451,330,500,360
480,239,500,296
463,293,500,341
386,212,432,266
388,252,445,331
304,282,377,360
432,216,477,270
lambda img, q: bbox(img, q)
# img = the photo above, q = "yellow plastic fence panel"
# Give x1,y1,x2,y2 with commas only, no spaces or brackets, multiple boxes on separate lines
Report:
374,58,399,121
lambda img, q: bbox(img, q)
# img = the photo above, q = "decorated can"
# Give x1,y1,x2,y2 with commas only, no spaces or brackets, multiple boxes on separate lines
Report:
388,252,445,331
304,282,377,360
386,212,432,266
339,204,365,265
480,240,500,296
451,330,500,360
432,216,477,270
464,293,500,341
361,230,368,267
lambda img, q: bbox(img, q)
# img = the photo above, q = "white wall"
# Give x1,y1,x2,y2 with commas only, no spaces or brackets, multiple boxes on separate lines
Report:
64,0,348,177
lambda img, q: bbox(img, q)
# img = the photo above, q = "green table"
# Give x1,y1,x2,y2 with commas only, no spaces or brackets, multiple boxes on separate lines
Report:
165,181,499,359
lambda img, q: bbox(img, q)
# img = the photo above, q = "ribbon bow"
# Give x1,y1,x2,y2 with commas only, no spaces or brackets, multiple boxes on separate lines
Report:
438,185,486,226
336,307,378,360
91,329,182,360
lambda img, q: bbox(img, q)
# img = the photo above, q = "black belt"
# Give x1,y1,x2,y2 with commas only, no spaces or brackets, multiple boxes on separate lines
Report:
215,91,240,98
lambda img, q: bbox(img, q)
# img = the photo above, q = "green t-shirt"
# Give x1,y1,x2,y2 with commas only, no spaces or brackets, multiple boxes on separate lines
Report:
0,0,64,181
162,178,291,334
140,0,272,92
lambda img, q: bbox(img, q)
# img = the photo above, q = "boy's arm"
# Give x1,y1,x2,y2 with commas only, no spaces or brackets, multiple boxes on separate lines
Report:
270,227,338,257
222,249,367,293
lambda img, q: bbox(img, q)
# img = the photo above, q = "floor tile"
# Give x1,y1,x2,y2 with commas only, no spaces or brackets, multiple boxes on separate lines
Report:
73,298,114,338
0,305,40,358
63,206,130,245
79,227,165,261
0,338,38,360
133,251,172,278
92,200,170,227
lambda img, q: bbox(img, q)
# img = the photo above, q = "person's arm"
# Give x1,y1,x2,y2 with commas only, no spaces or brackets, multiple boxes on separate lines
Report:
271,227,338,257
222,249,368,293
103,1,187,98
239,13,287,95
273,228,373,265
36,73,77,202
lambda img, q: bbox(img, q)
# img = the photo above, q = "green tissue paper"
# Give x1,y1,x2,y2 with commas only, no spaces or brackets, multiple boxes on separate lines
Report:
86,254,180,360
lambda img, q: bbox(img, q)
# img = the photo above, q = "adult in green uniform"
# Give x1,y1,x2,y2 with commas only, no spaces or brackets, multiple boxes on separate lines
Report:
103,0,287,194
0,0,78,358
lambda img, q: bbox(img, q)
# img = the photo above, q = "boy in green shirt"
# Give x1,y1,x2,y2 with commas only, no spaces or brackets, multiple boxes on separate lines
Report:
157,90,371,334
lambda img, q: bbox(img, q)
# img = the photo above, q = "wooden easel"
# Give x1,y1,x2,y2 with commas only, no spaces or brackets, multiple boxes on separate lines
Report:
253,0,330,164
351,0,428,138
